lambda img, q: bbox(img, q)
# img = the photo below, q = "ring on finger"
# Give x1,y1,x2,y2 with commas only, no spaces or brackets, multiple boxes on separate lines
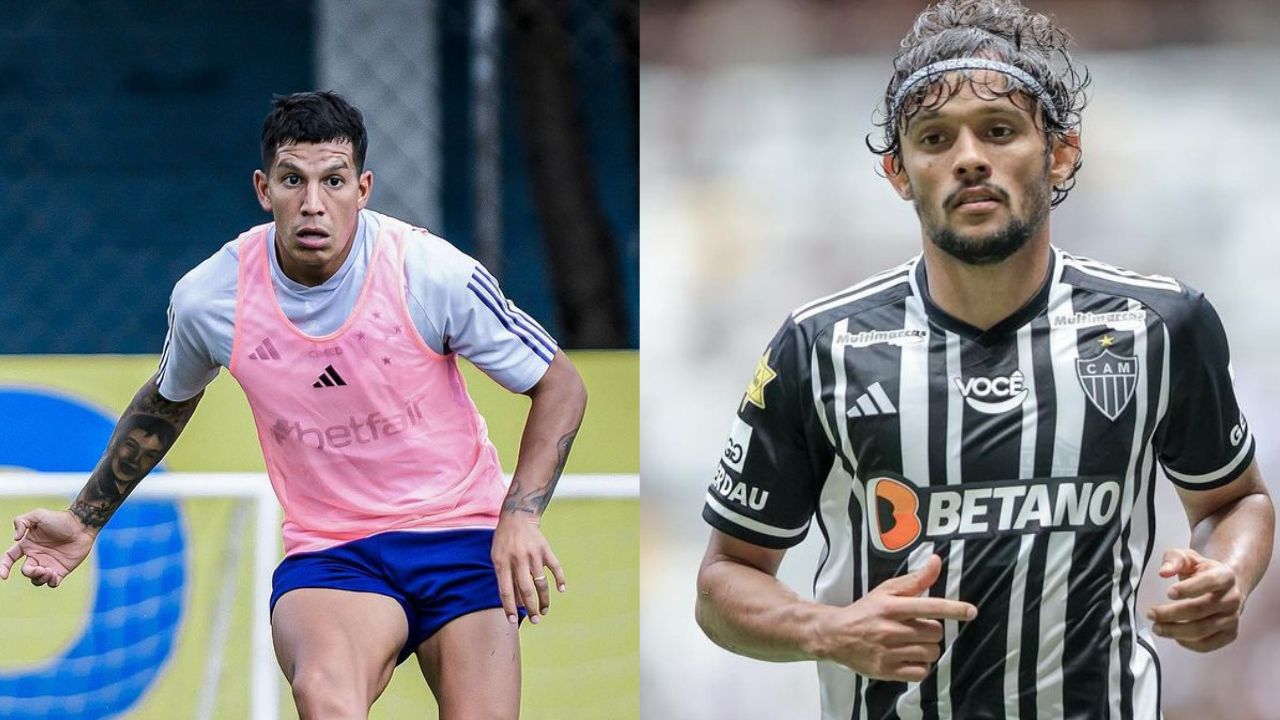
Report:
533,575,548,583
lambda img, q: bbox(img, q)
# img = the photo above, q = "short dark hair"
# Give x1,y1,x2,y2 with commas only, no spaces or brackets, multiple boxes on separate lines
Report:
260,91,368,172
127,414,177,448
870,0,1089,207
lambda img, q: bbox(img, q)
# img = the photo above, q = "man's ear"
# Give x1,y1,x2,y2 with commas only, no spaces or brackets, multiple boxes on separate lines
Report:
253,169,272,212
1049,130,1081,188
883,154,913,201
356,170,373,210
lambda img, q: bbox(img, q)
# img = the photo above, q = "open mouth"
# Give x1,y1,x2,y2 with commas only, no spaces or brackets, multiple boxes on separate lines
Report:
296,228,330,248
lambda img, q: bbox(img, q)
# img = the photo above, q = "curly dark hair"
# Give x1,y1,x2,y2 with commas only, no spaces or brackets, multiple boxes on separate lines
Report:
869,0,1089,207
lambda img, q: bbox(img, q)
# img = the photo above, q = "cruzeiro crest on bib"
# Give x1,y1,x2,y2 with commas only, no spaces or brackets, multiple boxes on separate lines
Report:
1076,348,1139,421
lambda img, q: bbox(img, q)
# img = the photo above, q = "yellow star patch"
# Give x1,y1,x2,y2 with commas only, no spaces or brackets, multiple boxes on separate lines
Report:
1099,334,1116,348
742,348,778,411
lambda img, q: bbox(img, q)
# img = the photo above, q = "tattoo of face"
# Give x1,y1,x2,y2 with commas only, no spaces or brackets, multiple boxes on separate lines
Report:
69,377,201,529
502,429,578,516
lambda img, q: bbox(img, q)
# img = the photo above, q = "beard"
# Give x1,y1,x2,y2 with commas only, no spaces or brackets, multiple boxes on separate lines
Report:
928,212,1037,265
918,176,1051,267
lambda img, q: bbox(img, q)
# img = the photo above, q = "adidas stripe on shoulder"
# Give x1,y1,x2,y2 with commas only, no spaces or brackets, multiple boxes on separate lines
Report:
1060,253,1181,293
792,259,916,323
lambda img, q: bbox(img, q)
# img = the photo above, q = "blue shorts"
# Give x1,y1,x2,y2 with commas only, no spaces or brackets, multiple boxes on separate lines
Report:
270,528,517,664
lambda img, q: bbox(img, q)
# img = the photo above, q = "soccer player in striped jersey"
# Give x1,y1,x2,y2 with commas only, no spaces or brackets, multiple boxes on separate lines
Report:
695,2,1274,719
0,91,587,719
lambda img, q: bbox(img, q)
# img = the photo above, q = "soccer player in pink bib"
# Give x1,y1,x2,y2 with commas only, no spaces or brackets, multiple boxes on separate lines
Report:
0,91,588,719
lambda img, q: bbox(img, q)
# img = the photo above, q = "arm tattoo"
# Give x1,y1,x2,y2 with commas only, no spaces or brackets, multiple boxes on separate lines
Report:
502,429,578,516
70,377,202,529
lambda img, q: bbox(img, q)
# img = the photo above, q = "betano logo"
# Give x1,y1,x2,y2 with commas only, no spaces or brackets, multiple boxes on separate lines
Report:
866,473,1121,555
271,396,425,450
953,369,1028,414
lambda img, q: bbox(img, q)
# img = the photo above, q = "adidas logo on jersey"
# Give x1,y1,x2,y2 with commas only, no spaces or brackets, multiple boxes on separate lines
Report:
865,473,1121,555
954,370,1027,414
249,337,281,360
846,382,897,418
312,365,348,388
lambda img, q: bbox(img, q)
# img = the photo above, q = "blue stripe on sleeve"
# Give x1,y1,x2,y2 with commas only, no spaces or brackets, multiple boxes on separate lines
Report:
467,282,554,364
469,270,557,356
472,268,557,351
474,266,557,348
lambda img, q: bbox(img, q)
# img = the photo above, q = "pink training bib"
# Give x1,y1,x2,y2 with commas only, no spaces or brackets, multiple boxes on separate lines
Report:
228,217,506,555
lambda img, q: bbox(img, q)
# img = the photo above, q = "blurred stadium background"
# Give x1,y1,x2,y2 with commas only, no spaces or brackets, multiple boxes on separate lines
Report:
641,1,1280,718
0,1,637,719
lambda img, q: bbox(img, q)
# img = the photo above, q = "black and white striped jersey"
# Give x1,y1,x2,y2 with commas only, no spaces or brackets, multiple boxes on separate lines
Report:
702,247,1255,720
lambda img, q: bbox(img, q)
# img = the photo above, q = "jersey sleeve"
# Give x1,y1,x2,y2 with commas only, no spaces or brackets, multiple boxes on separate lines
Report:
1155,291,1254,490
403,236,557,393
702,317,835,549
156,277,221,402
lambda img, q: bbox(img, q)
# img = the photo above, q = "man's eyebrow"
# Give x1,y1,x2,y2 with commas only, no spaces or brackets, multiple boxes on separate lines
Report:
909,103,1025,125
276,160,351,175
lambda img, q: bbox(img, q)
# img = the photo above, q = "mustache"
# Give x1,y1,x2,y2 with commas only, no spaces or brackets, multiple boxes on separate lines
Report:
946,183,1010,209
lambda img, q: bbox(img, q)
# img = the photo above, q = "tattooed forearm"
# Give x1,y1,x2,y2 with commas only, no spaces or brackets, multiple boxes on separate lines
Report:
502,429,578,516
69,500,114,528
69,376,202,530
133,386,201,424
553,429,577,479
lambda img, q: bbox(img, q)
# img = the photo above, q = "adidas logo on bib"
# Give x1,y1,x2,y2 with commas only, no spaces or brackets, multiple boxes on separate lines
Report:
312,365,348,388
249,337,280,360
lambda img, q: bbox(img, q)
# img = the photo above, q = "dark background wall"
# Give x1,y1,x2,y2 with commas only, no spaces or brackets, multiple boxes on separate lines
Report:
0,0,637,353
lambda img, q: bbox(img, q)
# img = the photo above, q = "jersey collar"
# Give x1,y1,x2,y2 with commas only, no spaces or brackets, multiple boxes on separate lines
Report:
914,248,1057,346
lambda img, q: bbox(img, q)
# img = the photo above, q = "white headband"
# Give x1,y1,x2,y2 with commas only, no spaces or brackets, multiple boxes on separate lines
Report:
890,58,1059,125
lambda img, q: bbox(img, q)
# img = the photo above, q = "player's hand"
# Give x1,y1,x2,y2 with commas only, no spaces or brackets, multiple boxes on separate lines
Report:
0,509,98,588
492,512,566,626
808,555,977,682
1147,548,1244,653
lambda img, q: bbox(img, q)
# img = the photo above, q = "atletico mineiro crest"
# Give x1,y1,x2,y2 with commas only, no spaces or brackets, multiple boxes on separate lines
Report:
1075,349,1139,421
